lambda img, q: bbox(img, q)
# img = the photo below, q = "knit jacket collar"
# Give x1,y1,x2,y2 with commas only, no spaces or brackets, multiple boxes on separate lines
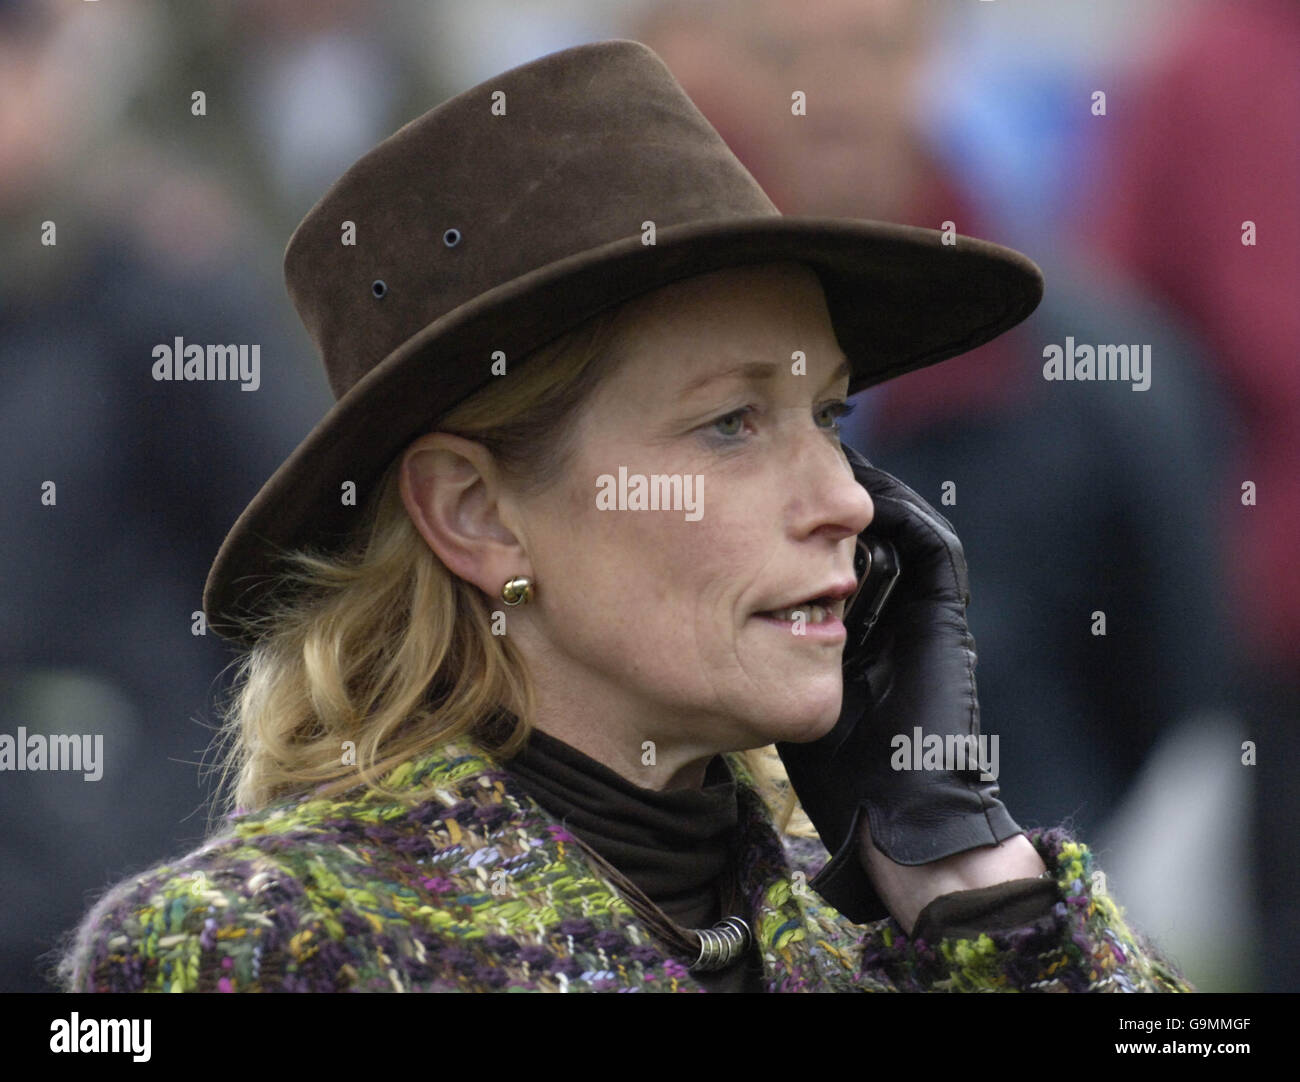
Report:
281,734,866,992
501,726,741,928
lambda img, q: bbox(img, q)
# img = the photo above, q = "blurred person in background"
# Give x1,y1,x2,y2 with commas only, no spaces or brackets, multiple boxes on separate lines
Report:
1082,0,1299,994
158,0,420,240
0,0,329,990
638,0,1250,988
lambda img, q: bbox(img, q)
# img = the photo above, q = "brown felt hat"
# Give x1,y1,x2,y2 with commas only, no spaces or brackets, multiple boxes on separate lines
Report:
203,38,1043,644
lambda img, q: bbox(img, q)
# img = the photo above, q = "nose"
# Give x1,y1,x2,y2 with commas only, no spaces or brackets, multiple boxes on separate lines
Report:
791,433,874,544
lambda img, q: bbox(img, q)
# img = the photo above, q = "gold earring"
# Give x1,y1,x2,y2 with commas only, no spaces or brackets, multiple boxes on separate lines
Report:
501,576,534,606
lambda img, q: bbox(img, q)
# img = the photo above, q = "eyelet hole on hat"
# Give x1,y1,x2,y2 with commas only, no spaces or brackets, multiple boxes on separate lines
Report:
443,228,461,248
371,279,387,299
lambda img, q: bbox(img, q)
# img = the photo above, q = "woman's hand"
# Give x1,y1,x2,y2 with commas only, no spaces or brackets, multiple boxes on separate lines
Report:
777,443,1027,927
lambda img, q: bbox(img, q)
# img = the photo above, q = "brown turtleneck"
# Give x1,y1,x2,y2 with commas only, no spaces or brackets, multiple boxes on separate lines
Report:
504,727,764,991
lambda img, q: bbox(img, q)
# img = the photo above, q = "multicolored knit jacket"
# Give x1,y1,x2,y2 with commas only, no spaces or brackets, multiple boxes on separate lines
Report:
62,738,1193,992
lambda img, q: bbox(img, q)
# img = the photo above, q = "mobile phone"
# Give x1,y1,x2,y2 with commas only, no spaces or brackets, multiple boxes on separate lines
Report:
843,533,900,677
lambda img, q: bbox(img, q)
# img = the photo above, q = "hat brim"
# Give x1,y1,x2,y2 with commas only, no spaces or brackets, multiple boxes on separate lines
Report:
204,216,1042,643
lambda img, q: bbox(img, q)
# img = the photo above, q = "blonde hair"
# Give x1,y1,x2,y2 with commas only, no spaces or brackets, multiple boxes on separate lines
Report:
208,303,811,836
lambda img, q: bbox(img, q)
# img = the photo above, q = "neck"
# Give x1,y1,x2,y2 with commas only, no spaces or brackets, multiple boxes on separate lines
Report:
529,715,714,791
511,629,744,791
520,664,728,791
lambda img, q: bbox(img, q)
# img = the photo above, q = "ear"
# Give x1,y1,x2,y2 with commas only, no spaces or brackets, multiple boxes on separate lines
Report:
399,433,530,599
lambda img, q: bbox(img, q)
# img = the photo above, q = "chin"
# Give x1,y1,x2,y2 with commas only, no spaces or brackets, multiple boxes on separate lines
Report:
754,693,841,746
786,710,841,744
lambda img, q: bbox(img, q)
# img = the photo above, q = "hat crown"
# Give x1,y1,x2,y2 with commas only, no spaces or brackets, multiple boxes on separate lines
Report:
284,39,778,399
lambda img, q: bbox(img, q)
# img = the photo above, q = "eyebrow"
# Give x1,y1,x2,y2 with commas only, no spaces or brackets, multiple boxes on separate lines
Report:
677,357,851,399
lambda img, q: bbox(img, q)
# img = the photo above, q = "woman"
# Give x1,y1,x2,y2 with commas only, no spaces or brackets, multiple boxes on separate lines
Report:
57,40,1190,993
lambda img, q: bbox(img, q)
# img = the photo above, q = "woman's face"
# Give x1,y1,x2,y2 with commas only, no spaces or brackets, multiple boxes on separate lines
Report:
503,261,874,782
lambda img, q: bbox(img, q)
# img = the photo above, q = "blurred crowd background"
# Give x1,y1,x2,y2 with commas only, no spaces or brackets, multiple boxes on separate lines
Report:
2,0,1294,993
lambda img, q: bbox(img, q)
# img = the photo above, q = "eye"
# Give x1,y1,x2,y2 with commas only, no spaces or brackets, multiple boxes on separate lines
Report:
815,399,857,433
710,406,755,439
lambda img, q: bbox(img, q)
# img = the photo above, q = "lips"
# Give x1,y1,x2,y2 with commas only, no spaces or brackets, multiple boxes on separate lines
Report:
757,580,857,624
761,598,841,623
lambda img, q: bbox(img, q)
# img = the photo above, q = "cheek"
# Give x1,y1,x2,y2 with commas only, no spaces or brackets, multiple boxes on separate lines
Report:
546,501,740,643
